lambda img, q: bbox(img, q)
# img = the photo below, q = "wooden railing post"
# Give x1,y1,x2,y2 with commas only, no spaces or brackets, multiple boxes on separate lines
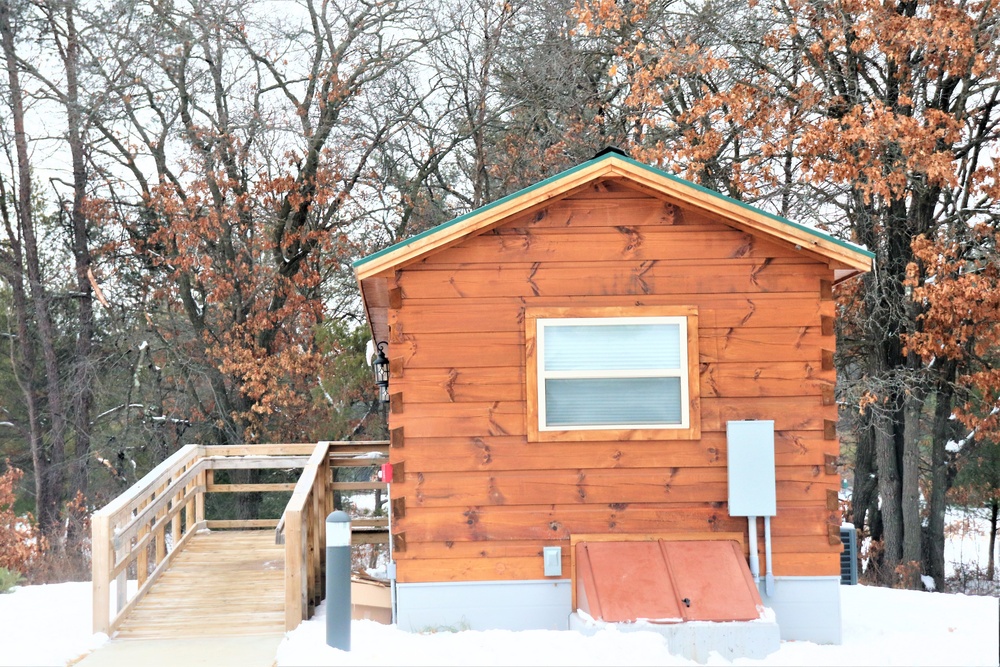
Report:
318,454,329,590
114,529,126,615
152,481,166,566
170,494,181,550
155,503,167,565
92,513,111,634
309,479,321,610
284,508,304,631
185,471,195,532
136,500,149,589
195,467,206,525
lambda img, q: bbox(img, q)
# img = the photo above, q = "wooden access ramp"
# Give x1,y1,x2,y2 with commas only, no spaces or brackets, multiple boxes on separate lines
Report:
114,531,284,639
91,441,389,637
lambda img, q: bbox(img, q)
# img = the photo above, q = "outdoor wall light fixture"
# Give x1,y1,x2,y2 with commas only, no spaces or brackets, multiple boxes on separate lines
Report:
373,341,390,403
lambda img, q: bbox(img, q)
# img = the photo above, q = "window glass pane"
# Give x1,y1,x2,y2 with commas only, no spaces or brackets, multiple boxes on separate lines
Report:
544,324,681,371
545,377,682,427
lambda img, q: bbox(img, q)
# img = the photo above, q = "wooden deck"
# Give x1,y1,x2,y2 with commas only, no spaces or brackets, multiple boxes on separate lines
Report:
115,531,285,639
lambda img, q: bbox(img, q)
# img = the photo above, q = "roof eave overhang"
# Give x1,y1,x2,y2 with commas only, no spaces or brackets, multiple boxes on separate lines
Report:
358,274,378,341
833,268,865,285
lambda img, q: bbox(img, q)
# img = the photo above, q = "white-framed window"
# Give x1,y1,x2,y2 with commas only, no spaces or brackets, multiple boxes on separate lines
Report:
536,317,689,430
525,306,700,442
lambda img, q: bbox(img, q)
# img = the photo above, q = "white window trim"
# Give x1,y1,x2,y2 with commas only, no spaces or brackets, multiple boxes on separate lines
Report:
535,315,690,432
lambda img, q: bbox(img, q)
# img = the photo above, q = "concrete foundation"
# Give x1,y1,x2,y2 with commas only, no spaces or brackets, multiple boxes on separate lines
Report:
394,575,842,648
395,579,572,632
758,576,842,644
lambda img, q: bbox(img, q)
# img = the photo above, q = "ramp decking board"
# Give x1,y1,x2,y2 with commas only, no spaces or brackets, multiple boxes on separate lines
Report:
114,531,285,639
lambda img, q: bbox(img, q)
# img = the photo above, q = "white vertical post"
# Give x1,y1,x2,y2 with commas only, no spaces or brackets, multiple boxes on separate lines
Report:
764,515,775,596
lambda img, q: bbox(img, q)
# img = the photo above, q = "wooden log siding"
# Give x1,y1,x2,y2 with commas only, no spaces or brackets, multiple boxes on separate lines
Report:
381,434,839,472
383,187,842,584
393,327,832,364
399,468,838,508
390,295,834,335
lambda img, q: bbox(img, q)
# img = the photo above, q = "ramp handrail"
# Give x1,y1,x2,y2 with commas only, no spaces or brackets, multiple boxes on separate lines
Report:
278,440,391,630
280,441,332,631
91,444,207,635
92,440,390,635
91,442,316,634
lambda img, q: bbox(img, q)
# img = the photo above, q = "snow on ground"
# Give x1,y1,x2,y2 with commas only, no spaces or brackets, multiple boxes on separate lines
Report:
1,505,996,666
946,506,996,579
0,579,996,666
346,490,380,513
275,586,998,667
0,582,108,667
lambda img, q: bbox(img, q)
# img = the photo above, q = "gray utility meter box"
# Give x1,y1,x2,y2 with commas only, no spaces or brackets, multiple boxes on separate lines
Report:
726,420,777,517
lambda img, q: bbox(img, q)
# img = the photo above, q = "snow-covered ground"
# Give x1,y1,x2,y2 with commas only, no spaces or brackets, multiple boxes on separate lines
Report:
0,579,996,666
945,506,997,588
1,505,996,667
0,582,109,666
274,586,998,667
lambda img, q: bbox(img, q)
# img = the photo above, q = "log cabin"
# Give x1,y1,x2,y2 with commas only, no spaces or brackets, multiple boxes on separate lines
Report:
354,148,872,644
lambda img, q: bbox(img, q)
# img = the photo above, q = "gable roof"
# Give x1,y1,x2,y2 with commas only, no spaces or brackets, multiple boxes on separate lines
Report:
354,151,874,281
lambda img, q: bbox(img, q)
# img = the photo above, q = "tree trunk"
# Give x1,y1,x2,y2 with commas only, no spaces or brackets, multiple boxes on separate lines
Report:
874,394,904,585
901,390,924,588
867,320,906,586
233,469,262,522
0,186,49,531
988,500,998,582
1,0,68,534
851,418,878,537
925,365,957,591
61,0,96,502
216,413,262,522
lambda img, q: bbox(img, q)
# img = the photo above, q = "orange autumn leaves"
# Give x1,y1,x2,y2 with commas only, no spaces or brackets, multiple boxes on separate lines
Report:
0,465,43,575
905,226,1000,440
574,0,992,205
139,169,331,441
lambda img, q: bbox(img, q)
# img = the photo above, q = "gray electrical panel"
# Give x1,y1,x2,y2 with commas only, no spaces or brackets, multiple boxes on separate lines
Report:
727,420,777,517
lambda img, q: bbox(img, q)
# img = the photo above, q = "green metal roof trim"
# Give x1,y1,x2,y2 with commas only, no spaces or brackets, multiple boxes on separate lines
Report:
353,152,874,269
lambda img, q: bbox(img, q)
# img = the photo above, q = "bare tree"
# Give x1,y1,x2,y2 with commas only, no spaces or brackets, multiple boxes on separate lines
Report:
0,0,68,534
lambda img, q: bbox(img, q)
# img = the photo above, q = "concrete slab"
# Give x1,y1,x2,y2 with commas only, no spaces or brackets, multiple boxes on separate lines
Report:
72,634,283,667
